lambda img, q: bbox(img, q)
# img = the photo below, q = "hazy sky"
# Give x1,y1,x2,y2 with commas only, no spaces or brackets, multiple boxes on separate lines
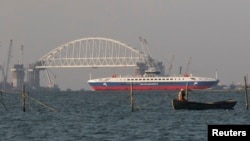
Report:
1,0,250,90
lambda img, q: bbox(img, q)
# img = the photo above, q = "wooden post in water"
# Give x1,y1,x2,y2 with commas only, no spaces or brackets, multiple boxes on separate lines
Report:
185,82,189,101
244,76,248,110
130,82,135,112
22,85,26,112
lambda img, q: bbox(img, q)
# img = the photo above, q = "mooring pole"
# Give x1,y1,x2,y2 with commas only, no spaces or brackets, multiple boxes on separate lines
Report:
244,76,248,110
186,82,189,101
22,85,26,112
130,82,134,112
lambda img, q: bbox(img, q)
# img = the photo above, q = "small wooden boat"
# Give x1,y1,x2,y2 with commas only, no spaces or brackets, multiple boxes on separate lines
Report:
172,99,237,110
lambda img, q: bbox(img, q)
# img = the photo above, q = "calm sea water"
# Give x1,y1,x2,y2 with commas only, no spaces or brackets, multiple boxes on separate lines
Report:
0,90,250,141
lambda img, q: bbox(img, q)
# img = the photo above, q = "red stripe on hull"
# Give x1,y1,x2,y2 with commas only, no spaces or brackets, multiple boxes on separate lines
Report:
91,85,211,91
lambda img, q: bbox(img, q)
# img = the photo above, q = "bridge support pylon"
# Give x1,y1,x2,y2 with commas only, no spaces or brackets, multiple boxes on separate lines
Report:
27,63,43,89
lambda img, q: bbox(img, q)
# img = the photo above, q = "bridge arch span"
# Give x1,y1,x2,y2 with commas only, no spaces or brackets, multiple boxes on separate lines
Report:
36,37,147,69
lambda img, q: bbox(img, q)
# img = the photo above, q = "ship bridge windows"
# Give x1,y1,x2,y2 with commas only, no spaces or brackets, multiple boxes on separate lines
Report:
190,78,196,80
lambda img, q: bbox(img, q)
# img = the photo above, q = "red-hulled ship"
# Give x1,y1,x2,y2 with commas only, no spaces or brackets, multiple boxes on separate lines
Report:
87,68,219,91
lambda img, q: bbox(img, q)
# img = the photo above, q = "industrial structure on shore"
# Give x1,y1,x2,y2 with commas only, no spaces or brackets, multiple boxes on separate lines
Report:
0,40,27,91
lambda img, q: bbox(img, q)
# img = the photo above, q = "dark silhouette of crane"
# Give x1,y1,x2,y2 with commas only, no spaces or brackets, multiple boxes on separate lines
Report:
166,54,175,76
184,57,192,77
2,40,13,90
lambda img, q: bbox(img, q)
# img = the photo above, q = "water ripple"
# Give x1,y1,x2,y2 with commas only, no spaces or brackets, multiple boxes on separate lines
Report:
0,90,249,141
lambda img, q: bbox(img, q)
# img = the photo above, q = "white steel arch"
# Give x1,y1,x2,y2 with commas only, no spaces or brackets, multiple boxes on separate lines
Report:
36,37,147,69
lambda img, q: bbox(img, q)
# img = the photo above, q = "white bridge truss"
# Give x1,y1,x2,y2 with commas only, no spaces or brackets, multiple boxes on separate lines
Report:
36,37,148,69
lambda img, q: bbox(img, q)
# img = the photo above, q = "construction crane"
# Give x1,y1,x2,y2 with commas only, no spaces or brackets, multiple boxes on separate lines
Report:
45,69,56,88
184,57,192,77
139,37,152,58
3,40,13,89
138,37,157,69
19,45,24,64
166,54,175,76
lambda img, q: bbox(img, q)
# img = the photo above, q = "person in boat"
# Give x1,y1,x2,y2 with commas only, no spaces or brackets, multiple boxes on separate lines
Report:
178,89,187,101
